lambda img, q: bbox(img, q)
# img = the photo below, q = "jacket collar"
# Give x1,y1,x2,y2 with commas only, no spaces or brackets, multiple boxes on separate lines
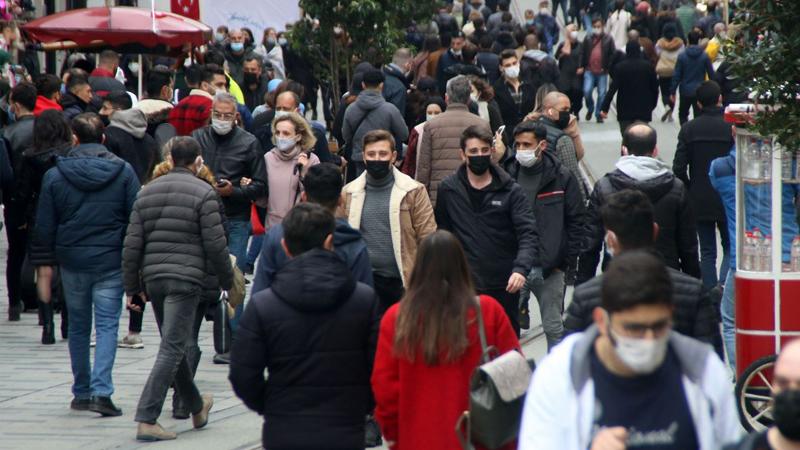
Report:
189,89,214,100
344,166,420,194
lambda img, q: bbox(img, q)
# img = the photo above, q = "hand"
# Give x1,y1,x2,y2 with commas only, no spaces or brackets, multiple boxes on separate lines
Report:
600,111,608,119
590,427,628,450
576,67,585,75
670,94,676,105
506,272,526,293
126,292,147,313
240,177,252,186
524,110,542,122
297,152,309,169
493,130,506,155
215,179,234,197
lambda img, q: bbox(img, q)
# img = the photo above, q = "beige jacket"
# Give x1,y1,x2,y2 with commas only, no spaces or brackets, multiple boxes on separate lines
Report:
416,103,490,206
341,168,437,286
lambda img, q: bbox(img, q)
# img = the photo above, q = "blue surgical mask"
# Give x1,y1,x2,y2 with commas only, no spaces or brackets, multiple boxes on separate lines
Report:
214,32,225,43
231,42,245,53
278,37,288,47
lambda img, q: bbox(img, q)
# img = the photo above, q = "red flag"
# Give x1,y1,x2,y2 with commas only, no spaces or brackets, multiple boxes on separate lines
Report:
171,0,200,21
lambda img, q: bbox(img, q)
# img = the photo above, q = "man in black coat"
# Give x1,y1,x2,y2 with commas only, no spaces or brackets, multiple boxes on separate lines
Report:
672,81,734,292
104,108,161,184
435,125,540,335
577,123,700,284
493,49,535,144
564,189,723,357
504,122,584,347
229,203,379,450
600,41,659,135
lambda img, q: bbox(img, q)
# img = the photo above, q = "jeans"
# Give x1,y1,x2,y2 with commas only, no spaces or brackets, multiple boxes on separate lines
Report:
582,11,593,32
721,268,736,371
583,72,608,119
373,273,405,318
479,288,520,337
520,270,565,351
60,268,124,399
697,220,731,291
552,0,569,23
245,234,264,268
227,219,250,272
135,279,204,424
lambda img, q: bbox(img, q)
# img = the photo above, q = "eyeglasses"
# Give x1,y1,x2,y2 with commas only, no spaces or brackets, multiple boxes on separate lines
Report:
612,317,672,339
212,111,235,120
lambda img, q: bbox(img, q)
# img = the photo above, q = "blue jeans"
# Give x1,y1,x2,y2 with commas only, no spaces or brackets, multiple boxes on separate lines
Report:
245,234,263,268
227,219,250,272
583,72,608,119
60,268,124,399
721,268,736,371
697,220,731,291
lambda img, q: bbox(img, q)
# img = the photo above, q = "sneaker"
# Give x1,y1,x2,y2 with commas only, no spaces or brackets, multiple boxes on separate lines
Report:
596,116,604,124
89,396,123,417
519,307,530,330
213,352,230,365
365,415,383,447
70,397,90,411
585,110,592,121
118,334,144,349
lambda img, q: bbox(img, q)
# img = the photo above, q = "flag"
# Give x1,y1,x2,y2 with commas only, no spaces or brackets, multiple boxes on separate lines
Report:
171,0,200,21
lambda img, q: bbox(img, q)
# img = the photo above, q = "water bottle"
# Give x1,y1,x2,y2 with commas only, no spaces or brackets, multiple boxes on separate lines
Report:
761,140,772,179
791,236,800,272
752,228,764,271
743,231,754,271
747,141,762,179
782,149,794,181
762,235,772,272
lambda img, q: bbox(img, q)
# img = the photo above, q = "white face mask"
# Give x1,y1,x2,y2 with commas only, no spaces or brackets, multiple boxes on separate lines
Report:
540,7,551,15
426,114,437,122
276,137,297,152
470,92,480,103
274,110,292,119
211,118,233,135
505,64,520,79
609,324,670,374
452,49,462,57
515,150,540,167
570,30,579,40
128,62,140,74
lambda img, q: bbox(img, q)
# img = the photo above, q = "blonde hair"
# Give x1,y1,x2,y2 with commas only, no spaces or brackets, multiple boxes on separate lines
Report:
271,111,317,151
152,137,216,185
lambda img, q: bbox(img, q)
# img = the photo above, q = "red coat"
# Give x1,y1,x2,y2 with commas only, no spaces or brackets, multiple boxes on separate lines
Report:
372,295,520,450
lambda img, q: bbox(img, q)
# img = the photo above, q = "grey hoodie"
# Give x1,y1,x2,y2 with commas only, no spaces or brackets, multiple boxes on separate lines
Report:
109,108,148,139
342,90,408,161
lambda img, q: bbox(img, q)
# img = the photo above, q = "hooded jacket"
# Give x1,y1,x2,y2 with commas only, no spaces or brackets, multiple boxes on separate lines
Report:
671,45,715,97
104,108,160,184
382,64,409,115
135,98,176,149
33,95,63,117
435,164,540,290
60,91,89,121
229,248,379,449
578,156,701,283
252,218,374,295
17,141,72,227
342,90,408,162
520,49,561,93
29,143,140,272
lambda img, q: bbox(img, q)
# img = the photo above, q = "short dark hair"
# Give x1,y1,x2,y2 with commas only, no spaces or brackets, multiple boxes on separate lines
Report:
601,190,655,250
184,64,203,85
696,80,721,108
170,136,201,167
66,73,90,93
687,30,701,45
146,67,173,98
363,129,396,151
35,74,62,99
103,91,132,111
499,49,517,64
10,82,37,112
592,14,604,25
282,203,336,256
303,163,343,210
498,0,510,11
602,250,673,313
202,64,225,84
513,120,547,140
362,69,385,88
204,50,225,67
622,122,657,156
460,124,493,150
71,113,105,144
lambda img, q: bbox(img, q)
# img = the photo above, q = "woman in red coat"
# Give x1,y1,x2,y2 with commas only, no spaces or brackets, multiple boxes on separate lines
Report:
371,230,520,450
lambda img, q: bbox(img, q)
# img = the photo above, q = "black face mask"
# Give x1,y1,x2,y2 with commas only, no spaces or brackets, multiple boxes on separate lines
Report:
365,160,391,179
467,155,492,175
100,114,111,127
556,110,570,129
243,72,259,86
774,390,800,441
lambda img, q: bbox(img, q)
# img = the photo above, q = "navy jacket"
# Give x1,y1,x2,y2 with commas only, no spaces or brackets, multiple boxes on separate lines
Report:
671,46,715,97
252,218,373,295
30,143,139,272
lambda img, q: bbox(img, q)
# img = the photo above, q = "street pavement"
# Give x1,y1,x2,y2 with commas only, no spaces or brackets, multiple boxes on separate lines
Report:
0,102,683,449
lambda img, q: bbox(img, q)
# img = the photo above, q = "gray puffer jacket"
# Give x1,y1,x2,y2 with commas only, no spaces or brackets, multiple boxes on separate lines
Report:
342,90,408,162
122,167,234,295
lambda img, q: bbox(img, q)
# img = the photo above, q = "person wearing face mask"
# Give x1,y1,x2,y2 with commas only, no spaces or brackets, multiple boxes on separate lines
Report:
725,339,800,450
504,121,584,343
600,41,659,136
223,29,249,86
123,136,231,441
493,50,535,144
241,54,269,113
565,189,722,355
577,123,700,285
705,22,728,68
211,25,229,52
435,125,539,335
579,16,616,123
537,92,587,200
557,24,585,119
255,27,286,80
436,31,467,94
520,250,740,450
401,96,446,178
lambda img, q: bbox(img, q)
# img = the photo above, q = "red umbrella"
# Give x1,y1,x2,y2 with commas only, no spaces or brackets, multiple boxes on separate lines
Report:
21,6,212,52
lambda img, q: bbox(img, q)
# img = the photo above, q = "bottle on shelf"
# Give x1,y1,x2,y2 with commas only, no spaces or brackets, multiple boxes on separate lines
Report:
752,228,764,271
782,148,794,180
762,235,772,272
743,231,754,271
746,140,762,179
791,236,800,272
761,140,772,179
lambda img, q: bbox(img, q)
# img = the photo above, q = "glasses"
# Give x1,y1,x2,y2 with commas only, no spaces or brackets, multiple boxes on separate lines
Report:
212,111,235,120
612,317,672,339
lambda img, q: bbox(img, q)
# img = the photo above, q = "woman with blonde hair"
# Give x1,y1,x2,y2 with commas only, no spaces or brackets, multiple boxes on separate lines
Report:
264,111,320,229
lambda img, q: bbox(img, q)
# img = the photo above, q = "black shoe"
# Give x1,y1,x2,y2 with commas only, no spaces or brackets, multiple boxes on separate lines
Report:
41,301,55,345
89,396,123,417
70,397,90,411
596,116,604,123
365,415,383,447
243,263,254,275
213,352,230,365
585,110,592,121
519,307,530,330
172,393,190,420
8,304,21,321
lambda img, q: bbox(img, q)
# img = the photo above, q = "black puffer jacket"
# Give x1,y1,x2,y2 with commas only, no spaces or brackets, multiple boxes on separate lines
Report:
192,126,267,220
122,167,234,295
229,248,379,449
578,158,701,284
17,142,72,227
435,164,540,290
104,109,160,184
564,262,723,357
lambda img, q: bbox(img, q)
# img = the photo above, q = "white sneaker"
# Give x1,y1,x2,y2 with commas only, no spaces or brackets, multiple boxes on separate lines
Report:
118,334,144,349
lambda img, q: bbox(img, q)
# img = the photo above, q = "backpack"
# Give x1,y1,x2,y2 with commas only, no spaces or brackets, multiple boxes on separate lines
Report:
656,47,681,77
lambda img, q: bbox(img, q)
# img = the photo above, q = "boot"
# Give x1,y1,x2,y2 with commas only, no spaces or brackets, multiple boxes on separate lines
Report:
41,301,55,345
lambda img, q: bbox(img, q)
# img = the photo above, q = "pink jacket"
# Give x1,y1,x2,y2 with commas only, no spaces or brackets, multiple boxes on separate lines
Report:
264,150,320,229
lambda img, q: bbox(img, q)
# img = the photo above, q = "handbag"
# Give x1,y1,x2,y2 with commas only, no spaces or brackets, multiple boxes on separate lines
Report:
213,290,232,355
455,299,534,450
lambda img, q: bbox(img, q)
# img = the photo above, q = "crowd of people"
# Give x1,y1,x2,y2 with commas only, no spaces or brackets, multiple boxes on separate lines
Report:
3,0,800,449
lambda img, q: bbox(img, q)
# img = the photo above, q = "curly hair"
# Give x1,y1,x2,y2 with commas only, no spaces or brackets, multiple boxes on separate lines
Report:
152,137,216,185
271,111,317,151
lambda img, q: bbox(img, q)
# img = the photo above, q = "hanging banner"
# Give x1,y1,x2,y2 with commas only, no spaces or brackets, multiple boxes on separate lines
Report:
170,0,200,21
200,0,300,34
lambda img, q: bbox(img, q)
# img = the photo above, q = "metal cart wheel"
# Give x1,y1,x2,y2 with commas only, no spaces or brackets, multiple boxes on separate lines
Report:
735,354,778,432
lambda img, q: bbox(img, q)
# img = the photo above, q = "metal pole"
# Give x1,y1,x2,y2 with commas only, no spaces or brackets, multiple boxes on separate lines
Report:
137,53,143,99
724,0,729,26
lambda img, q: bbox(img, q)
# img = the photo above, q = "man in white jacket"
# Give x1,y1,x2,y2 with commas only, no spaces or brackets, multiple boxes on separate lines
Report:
519,250,740,450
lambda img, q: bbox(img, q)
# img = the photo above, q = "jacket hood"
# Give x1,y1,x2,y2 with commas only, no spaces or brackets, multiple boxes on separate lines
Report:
136,98,174,118
109,108,148,139
355,90,386,112
615,155,669,181
523,49,549,62
34,95,63,117
658,37,684,51
685,46,705,58
609,163,676,204
334,218,365,247
271,248,357,313
57,144,126,192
